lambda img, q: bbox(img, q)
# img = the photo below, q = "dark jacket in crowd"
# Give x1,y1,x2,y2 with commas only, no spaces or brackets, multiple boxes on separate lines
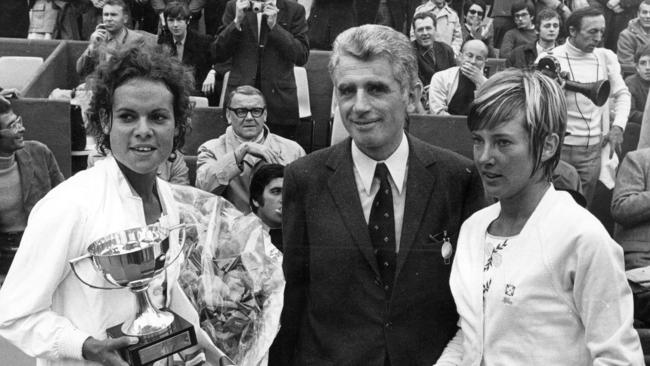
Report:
412,40,457,85
213,0,309,127
505,41,537,70
625,73,650,124
354,0,421,34
0,0,30,38
307,0,356,50
158,28,214,95
16,141,65,217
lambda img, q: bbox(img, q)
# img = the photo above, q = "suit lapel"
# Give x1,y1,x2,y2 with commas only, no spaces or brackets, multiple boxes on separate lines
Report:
326,140,380,277
395,137,438,278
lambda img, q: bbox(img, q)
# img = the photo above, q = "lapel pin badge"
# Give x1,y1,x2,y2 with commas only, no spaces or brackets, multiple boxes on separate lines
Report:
441,230,453,265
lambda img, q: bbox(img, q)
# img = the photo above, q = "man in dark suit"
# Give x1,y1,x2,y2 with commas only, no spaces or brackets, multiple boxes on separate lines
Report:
279,24,485,366
158,2,214,96
354,0,421,34
213,0,309,140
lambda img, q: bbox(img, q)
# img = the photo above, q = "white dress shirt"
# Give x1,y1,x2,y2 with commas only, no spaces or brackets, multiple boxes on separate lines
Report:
351,132,409,252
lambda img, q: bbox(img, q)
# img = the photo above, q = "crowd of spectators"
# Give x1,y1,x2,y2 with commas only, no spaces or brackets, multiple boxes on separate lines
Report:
6,0,650,362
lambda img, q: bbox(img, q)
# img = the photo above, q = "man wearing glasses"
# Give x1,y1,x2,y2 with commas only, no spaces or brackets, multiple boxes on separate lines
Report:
0,96,63,285
195,85,305,213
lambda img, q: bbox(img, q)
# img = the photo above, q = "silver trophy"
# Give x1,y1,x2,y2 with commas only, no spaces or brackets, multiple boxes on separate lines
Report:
69,223,197,365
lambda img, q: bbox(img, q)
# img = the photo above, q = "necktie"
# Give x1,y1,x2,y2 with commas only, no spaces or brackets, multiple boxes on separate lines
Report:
368,163,396,297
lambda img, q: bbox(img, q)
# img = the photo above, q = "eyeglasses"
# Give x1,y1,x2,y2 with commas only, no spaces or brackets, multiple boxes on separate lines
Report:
468,9,484,16
1,115,23,133
227,107,265,118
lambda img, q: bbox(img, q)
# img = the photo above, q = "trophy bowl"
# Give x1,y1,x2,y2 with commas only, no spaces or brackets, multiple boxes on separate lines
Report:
70,223,187,337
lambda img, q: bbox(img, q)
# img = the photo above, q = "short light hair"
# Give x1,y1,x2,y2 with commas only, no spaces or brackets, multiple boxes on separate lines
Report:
468,69,567,180
104,0,129,16
413,11,437,27
223,85,266,119
329,24,418,94
535,8,561,29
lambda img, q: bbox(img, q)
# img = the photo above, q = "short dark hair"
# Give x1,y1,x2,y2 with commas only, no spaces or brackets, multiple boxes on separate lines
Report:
104,0,130,17
510,1,534,18
413,11,437,27
565,6,604,33
0,97,11,115
164,1,191,21
249,164,284,213
535,8,561,29
87,46,194,155
463,0,487,18
635,44,650,63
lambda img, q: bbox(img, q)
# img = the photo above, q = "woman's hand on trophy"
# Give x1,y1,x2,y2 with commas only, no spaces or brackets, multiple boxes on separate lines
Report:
82,336,139,365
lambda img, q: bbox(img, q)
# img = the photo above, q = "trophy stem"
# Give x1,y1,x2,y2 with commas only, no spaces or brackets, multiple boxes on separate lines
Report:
121,285,174,337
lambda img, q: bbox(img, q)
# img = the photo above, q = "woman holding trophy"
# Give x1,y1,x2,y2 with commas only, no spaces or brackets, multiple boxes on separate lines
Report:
0,47,218,365
434,69,643,365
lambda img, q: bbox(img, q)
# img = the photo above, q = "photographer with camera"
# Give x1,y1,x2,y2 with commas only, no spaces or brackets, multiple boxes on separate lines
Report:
212,0,309,140
537,6,631,208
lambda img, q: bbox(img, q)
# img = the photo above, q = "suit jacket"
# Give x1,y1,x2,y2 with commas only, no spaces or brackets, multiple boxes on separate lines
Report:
354,0,420,34
16,141,64,217
279,135,486,366
214,0,309,126
307,0,355,50
159,28,214,94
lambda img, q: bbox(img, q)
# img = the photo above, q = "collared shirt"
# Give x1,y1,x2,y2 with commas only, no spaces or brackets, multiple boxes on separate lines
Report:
536,41,555,55
256,0,278,41
351,132,409,252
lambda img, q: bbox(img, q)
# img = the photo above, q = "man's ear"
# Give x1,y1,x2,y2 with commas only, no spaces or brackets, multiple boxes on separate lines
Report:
568,25,576,38
252,198,261,209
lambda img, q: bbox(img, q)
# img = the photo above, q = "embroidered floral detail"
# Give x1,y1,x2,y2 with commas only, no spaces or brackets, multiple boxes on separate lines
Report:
483,239,509,271
483,279,492,296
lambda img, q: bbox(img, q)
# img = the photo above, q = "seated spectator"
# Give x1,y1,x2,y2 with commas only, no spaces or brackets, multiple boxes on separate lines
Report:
414,0,463,55
428,39,489,115
412,11,456,86
195,85,305,213
506,8,560,69
76,0,156,78
500,1,538,59
625,44,650,125
157,2,214,96
152,0,206,31
461,0,495,57
213,0,309,140
611,147,650,325
249,163,284,250
0,96,64,285
87,149,190,184
617,0,650,68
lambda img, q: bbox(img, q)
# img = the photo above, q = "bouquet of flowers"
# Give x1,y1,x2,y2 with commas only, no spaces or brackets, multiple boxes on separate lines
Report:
172,185,284,365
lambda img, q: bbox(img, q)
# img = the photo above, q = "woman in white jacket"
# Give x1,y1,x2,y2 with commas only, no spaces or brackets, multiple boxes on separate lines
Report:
435,69,644,365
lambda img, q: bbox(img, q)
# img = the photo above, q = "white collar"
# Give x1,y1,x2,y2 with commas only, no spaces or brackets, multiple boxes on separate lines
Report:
351,132,409,195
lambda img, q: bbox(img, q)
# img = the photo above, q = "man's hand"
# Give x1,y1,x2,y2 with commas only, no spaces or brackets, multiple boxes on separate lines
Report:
602,126,624,158
91,0,107,8
89,24,108,49
264,3,279,29
82,336,138,366
202,72,216,94
235,142,282,165
460,62,487,86
234,0,250,26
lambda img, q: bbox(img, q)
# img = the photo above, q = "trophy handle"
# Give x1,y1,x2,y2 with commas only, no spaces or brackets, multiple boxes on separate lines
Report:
162,224,189,271
68,253,123,290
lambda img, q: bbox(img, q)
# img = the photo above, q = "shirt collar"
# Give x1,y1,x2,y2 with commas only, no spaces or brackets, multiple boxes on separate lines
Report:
351,132,409,195
174,33,187,46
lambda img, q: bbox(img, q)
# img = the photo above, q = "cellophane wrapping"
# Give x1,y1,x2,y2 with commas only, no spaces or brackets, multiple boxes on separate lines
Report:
172,185,284,366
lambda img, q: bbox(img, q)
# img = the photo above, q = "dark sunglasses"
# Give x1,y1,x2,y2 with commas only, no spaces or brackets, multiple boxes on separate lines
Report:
468,9,484,16
227,107,265,118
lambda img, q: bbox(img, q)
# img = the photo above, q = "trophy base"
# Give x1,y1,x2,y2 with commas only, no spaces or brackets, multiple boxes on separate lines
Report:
107,310,197,366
